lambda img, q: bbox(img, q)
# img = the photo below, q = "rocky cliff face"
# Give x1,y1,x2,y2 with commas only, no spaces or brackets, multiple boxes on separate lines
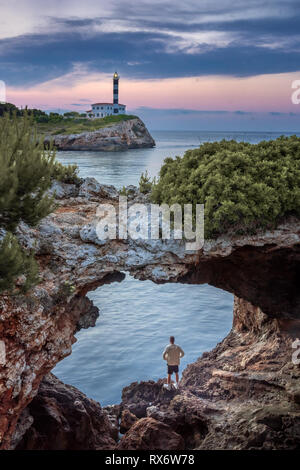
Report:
0,178,299,449
15,373,116,450
44,117,155,151
117,298,300,450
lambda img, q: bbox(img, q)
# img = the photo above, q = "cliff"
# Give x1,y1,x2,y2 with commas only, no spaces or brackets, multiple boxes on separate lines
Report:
0,178,299,449
43,117,155,151
116,298,300,450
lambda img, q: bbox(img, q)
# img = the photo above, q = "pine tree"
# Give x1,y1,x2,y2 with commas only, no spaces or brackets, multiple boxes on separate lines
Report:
0,113,56,293
139,170,154,194
0,112,56,230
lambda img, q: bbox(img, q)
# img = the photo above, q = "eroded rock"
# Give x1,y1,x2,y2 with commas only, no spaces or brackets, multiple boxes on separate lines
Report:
114,301,300,450
16,374,116,450
44,118,155,151
119,409,138,434
0,178,299,449
117,417,184,450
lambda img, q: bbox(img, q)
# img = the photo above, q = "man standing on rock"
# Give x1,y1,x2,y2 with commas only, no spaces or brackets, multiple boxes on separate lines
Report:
163,336,184,390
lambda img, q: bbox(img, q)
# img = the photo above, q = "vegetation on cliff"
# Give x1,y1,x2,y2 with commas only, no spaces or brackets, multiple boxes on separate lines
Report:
0,102,138,137
149,136,300,238
0,113,78,293
0,102,138,136
37,114,138,136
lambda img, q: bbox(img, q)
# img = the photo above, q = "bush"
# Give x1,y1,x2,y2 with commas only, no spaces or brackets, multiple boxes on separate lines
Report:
119,186,128,196
35,115,49,123
0,113,79,293
0,113,56,230
0,232,38,293
55,281,76,302
0,102,20,117
63,111,81,118
51,161,80,184
150,136,300,238
139,170,154,194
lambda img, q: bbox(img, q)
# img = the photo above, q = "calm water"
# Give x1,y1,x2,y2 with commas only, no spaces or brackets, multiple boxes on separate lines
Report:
54,130,297,405
55,130,298,188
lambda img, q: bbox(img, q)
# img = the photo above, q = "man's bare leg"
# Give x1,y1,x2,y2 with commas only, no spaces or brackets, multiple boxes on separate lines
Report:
175,372,179,384
167,374,171,385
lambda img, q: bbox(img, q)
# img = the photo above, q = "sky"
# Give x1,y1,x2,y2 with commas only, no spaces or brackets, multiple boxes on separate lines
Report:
1,0,300,130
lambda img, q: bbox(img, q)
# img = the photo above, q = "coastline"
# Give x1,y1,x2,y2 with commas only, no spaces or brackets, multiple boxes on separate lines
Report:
43,117,156,152
1,176,299,450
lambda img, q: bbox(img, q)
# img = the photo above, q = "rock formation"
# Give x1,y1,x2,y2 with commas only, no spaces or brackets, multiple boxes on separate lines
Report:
44,117,155,151
15,373,116,450
117,417,185,450
117,298,300,450
119,409,138,434
0,177,299,449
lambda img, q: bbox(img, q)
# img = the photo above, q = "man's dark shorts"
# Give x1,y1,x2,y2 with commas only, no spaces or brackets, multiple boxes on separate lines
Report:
168,365,179,375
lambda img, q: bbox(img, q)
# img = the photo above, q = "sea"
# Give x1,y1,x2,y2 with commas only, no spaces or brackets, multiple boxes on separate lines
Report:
53,129,298,405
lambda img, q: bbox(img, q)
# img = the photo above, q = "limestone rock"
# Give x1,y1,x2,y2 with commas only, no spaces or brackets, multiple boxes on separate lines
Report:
48,181,79,199
0,176,299,449
78,178,119,200
117,417,184,450
44,118,155,151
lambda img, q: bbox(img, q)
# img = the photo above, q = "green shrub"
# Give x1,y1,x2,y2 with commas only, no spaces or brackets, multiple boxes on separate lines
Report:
0,232,39,293
139,170,154,194
119,186,128,196
0,102,20,117
55,281,76,301
0,113,79,293
150,136,300,238
36,114,138,136
51,161,80,184
119,185,137,197
0,113,56,230
52,128,66,135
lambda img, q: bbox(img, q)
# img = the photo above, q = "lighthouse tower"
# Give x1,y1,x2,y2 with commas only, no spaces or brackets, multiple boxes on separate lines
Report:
113,71,119,112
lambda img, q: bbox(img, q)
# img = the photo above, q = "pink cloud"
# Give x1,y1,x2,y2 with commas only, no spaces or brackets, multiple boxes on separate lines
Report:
6,70,300,113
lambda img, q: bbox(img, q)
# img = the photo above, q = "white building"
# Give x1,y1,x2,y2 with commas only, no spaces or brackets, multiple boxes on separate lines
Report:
86,72,126,118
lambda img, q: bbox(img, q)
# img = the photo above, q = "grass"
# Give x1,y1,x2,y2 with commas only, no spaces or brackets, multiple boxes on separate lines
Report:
37,114,138,136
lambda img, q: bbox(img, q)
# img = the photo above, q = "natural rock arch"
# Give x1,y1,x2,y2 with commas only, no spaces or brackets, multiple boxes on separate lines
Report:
0,178,299,449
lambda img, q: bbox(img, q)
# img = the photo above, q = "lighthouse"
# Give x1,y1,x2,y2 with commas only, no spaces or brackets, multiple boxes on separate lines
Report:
88,72,126,119
113,71,119,107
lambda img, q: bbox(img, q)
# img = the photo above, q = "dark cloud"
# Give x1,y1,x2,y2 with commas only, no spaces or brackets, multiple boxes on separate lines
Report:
1,0,300,86
52,18,96,27
2,30,300,87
